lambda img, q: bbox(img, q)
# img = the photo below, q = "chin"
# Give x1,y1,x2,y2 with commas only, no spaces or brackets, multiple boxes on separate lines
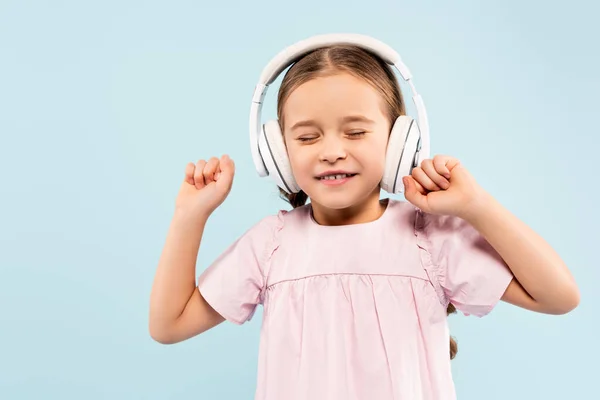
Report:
311,195,359,210
301,176,382,210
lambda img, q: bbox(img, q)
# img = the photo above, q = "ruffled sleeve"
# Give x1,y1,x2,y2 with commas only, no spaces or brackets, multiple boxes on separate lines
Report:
197,210,285,325
414,208,514,317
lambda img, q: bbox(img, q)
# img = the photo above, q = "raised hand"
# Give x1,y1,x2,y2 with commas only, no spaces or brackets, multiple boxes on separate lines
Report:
175,154,235,220
402,155,487,219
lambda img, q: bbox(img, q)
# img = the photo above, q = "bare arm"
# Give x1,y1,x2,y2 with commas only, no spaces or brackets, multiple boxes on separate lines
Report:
149,155,234,344
149,210,224,344
464,192,580,315
403,155,580,316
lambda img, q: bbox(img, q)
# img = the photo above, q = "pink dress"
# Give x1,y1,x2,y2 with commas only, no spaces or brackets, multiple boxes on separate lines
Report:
197,199,513,400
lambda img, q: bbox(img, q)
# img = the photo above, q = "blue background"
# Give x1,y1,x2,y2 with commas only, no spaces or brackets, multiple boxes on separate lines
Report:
1,0,598,398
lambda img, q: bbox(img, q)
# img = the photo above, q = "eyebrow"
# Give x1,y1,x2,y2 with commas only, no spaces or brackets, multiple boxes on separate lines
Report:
289,115,375,131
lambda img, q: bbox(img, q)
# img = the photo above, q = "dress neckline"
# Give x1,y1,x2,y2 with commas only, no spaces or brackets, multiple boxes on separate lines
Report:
307,198,394,229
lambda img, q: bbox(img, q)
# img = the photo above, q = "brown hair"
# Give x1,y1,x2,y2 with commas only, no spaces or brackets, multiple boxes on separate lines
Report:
275,44,458,360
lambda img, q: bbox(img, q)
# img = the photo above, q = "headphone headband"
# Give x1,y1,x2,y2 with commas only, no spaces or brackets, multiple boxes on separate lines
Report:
249,33,430,178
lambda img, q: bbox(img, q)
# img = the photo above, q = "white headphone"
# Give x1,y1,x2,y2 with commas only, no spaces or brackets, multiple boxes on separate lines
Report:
248,33,430,194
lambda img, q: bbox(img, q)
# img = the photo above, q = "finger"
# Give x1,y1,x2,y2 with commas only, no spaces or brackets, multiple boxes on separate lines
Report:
411,166,442,192
432,155,452,179
408,167,427,194
184,162,195,186
213,154,229,181
193,159,207,189
445,157,461,172
203,157,219,185
216,154,235,191
402,176,429,211
421,159,450,189
218,154,234,176
412,178,427,195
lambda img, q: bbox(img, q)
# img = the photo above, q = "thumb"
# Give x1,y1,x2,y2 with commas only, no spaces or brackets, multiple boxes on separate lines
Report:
403,176,428,211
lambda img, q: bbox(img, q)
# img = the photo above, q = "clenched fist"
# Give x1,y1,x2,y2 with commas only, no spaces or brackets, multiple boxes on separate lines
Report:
175,154,235,220
402,155,487,219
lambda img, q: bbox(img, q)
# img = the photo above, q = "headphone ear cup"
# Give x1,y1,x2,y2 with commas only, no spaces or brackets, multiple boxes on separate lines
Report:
258,120,301,194
381,116,422,194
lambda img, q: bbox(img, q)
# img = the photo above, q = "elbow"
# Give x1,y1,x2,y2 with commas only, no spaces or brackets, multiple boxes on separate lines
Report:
149,321,178,345
562,283,581,314
549,287,581,315
561,290,581,314
150,331,174,345
149,327,170,344
554,269,581,315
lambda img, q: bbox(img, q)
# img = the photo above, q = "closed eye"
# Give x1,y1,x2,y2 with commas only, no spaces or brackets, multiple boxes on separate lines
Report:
296,131,366,142
297,136,317,142
347,131,366,137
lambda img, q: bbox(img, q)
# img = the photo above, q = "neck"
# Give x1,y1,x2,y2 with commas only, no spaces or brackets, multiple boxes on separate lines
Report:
310,190,387,226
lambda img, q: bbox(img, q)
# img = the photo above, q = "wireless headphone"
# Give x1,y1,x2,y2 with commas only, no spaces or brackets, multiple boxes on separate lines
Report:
249,33,430,194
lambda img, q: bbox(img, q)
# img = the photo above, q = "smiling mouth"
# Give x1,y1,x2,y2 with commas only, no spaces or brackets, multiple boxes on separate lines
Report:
316,173,358,181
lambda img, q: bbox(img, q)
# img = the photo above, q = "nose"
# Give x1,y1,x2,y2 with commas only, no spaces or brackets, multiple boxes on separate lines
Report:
319,135,347,163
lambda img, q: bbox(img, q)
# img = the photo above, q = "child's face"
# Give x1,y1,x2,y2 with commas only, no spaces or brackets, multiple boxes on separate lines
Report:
282,72,390,210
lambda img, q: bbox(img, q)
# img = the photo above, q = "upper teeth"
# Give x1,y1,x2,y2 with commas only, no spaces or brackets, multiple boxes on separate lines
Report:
321,174,350,180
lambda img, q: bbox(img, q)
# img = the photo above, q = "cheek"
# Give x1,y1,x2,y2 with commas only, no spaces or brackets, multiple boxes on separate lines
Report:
377,133,390,165
356,136,388,168
286,146,310,176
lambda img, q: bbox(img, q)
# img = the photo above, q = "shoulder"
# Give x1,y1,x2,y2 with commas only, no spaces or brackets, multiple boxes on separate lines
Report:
380,198,423,230
231,205,310,272
385,198,419,216
384,199,479,252
243,209,286,240
413,206,478,241
240,204,309,245
251,203,309,231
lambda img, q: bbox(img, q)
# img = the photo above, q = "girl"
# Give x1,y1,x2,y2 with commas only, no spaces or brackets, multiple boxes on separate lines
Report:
149,41,580,399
